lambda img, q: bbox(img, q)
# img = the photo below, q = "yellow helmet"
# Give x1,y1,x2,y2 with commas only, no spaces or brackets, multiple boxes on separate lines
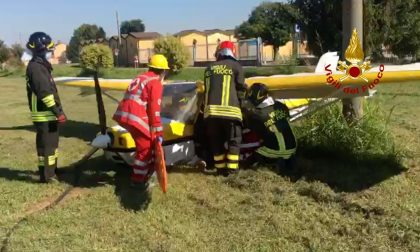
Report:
148,54,170,70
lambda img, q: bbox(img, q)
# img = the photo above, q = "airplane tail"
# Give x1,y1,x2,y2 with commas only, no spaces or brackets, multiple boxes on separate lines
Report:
315,52,340,74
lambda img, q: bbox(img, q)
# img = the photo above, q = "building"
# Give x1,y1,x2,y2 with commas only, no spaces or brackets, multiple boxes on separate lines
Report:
204,29,237,61
174,28,310,64
50,42,67,64
110,32,161,67
174,30,207,64
130,32,161,64
174,29,238,63
109,28,312,67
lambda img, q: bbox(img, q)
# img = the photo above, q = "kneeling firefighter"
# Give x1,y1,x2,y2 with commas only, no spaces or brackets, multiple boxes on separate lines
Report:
26,32,67,183
242,83,297,170
203,41,247,176
113,54,169,189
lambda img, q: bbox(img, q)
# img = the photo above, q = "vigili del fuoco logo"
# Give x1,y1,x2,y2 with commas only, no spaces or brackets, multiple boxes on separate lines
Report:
325,29,385,95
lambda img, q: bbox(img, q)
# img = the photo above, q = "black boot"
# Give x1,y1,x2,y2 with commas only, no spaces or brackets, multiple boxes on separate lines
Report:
217,168,229,177
128,181,151,211
275,159,286,174
217,168,238,177
285,155,296,169
44,166,58,183
39,166,47,183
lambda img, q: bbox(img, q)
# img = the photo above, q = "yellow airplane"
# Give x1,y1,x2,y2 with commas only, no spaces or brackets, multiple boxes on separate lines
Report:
54,31,420,167
54,62,420,167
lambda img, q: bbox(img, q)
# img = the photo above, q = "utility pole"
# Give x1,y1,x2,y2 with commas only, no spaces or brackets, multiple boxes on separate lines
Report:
342,0,364,122
116,10,121,67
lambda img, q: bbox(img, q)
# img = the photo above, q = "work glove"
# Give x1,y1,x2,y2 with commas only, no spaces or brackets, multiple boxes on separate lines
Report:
241,100,255,117
57,113,67,124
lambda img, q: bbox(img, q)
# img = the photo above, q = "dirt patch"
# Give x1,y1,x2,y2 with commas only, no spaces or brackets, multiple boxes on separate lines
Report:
59,187,91,205
2,186,91,252
21,187,91,216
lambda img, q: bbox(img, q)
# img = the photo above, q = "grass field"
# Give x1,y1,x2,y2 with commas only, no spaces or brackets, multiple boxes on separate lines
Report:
0,64,314,80
0,76,419,251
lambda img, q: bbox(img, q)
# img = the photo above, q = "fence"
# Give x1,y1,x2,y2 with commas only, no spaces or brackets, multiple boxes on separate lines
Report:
118,38,277,67
185,38,268,63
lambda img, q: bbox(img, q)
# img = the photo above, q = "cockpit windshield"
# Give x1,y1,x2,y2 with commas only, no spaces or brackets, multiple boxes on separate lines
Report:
161,82,202,124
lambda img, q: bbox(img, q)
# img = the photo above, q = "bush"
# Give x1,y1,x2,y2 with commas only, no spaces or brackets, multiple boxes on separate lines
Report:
79,44,113,75
294,102,404,162
0,40,10,65
154,36,190,73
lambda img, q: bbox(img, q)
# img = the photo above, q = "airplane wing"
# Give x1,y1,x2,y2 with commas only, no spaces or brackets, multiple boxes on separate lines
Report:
55,68,420,100
53,55,420,143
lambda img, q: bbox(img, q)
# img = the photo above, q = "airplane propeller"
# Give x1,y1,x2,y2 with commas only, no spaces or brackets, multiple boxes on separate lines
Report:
72,58,111,185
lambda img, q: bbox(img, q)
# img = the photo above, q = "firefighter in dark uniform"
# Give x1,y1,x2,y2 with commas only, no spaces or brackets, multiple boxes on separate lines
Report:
242,83,297,171
26,32,66,183
203,41,247,176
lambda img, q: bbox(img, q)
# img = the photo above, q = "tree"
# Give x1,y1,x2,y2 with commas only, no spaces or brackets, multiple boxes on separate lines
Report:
235,2,299,60
363,0,386,60
0,40,10,64
120,19,145,34
293,0,342,57
80,44,114,74
67,24,106,63
154,36,190,73
10,44,24,58
293,0,419,61
382,0,420,60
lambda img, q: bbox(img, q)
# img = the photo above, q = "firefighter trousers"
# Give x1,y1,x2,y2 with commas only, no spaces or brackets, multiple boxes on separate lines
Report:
205,118,242,171
34,121,59,182
122,124,153,183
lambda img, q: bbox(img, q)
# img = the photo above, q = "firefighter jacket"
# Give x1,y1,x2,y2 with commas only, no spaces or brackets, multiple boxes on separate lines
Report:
26,56,63,122
113,71,163,137
203,58,247,122
243,97,297,159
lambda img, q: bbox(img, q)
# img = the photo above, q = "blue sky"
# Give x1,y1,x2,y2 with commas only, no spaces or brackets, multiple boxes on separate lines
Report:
0,0,280,46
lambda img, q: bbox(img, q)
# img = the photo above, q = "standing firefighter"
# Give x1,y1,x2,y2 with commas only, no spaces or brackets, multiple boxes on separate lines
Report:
243,83,297,171
203,41,247,176
113,54,169,190
26,32,67,183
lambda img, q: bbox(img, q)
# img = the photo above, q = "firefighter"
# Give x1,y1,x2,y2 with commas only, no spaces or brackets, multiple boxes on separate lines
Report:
242,83,297,171
203,41,247,176
113,54,169,189
26,32,67,183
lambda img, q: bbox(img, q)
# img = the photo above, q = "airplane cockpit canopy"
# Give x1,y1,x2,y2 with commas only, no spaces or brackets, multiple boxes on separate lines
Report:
161,82,202,125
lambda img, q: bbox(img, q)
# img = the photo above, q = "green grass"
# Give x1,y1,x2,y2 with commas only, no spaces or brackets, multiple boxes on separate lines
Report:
0,77,419,251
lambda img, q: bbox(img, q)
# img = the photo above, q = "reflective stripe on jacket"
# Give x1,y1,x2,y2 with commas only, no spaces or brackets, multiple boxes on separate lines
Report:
203,58,246,122
113,71,163,136
26,56,62,122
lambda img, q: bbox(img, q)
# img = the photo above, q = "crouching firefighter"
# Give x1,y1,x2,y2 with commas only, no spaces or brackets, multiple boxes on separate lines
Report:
26,32,67,183
242,83,297,171
113,54,169,189
203,41,247,176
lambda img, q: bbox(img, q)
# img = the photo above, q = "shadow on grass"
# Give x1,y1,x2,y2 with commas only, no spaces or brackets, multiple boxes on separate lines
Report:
0,155,150,212
113,167,151,211
0,72,13,77
0,120,100,142
279,151,406,193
